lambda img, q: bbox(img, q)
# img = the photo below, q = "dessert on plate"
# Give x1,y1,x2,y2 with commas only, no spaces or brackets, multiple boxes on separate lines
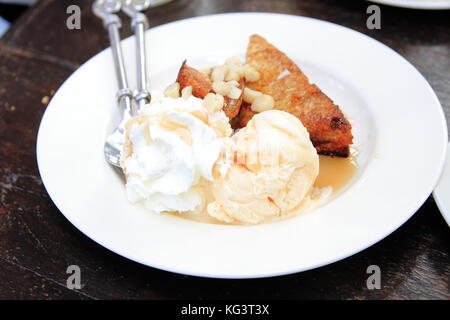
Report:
178,34,353,157
120,34,355,224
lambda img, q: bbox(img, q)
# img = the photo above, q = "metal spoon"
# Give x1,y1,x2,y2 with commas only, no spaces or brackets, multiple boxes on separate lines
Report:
93,0,136,168
121,0,152,109
95,0,170,167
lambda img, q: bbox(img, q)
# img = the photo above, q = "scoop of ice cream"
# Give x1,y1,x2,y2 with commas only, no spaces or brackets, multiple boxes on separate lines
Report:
121,95,231,214
207,110,319,224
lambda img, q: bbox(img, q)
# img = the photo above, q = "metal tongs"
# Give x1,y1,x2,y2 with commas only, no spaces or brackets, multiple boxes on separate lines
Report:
93,0,154,167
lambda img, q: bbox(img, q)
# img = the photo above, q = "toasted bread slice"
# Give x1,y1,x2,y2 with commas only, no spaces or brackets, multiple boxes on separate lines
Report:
237,35,353,157
176,61,243,120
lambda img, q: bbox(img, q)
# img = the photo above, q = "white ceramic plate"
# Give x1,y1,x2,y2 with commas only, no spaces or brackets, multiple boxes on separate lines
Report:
367,0,450,9
37,13,448,278
433,143,450,226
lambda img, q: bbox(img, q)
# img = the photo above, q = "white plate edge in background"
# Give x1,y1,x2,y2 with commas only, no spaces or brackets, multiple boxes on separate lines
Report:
433,142,450,226
367,0,450,9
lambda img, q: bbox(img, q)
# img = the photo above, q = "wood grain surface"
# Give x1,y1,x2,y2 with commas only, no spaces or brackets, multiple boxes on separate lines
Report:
0,0,448,299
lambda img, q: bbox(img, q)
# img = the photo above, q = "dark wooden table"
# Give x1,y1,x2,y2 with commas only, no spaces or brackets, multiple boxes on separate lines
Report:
0,0,449,300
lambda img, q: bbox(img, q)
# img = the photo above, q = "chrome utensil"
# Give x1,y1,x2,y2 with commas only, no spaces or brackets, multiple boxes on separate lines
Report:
122,0,152,109
93,0,135,167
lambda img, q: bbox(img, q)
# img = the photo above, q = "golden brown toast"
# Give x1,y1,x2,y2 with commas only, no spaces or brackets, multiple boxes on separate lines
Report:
236,34,353,157
176,61,243,120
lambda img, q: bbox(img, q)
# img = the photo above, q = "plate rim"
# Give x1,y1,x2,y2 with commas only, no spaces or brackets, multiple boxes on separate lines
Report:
367,0,450,10
36,12,449,278
433,142,450,227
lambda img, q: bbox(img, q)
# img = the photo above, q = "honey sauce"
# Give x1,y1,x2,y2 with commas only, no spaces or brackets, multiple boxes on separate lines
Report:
170,151,357,224
314,153,357,191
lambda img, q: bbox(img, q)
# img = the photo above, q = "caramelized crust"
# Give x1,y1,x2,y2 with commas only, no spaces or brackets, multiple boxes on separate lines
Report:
176,61,243,120
231,102,254,129
176,60,212,99
236,35,353,157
